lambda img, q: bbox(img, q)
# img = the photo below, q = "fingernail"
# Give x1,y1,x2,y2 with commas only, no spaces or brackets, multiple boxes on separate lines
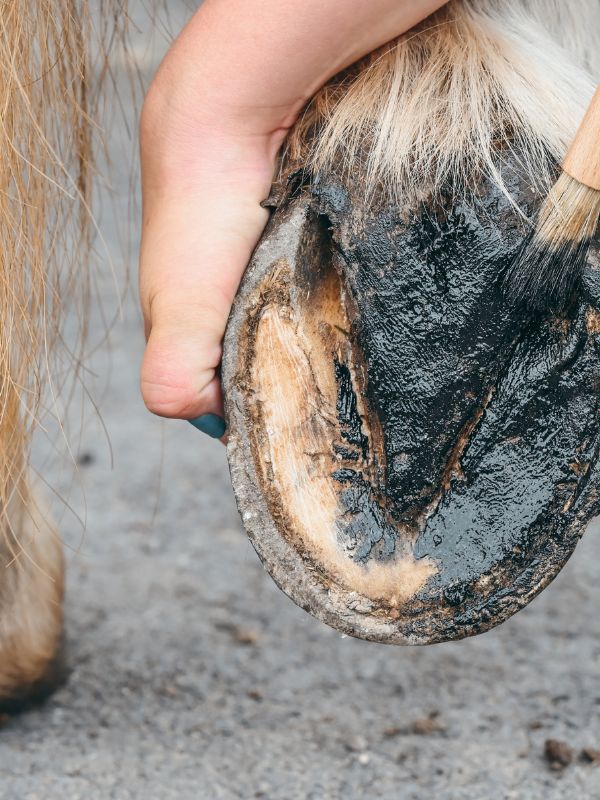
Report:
188,414,227,439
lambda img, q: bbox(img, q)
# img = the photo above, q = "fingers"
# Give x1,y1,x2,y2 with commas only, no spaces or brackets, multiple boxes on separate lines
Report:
139,187,269,429
141,297,224,420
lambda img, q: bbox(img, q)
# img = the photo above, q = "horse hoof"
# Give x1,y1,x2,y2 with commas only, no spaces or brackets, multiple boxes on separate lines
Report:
223,150,600,644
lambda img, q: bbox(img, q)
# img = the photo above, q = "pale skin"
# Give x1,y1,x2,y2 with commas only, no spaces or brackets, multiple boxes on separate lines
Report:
139,0,448,438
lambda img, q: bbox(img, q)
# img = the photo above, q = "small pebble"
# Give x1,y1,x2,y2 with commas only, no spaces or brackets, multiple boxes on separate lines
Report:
234,628,261,645
580,747,600,764
412,714,445,735
544,739,573,770
345,735,368,752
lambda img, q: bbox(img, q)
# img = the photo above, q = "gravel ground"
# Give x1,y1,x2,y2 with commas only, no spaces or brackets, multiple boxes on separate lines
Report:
1,4,600,798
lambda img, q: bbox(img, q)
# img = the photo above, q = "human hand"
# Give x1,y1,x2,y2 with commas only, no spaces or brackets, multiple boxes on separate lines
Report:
138,0,448,439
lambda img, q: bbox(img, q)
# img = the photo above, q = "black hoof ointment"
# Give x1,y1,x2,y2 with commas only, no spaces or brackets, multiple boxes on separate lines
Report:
223,150,600,644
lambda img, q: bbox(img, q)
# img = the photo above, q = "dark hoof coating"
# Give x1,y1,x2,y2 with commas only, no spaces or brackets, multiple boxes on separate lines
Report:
223,152,600,644
0,637,68,715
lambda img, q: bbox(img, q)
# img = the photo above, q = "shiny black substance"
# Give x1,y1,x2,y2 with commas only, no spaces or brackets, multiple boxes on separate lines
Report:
314,154,600,638
225,148,600,643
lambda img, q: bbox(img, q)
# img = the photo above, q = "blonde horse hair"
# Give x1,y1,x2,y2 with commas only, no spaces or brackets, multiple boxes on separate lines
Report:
0,0,131,703
0,3,129,512
285,0,600,206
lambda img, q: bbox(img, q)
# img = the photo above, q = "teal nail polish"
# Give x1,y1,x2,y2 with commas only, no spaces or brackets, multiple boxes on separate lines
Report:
188,414,226,439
